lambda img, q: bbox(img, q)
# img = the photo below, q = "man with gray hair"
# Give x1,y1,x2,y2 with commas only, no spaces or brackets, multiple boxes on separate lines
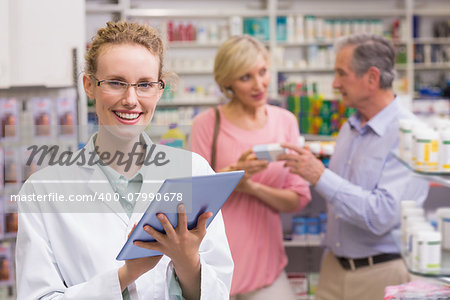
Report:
278,33,429,300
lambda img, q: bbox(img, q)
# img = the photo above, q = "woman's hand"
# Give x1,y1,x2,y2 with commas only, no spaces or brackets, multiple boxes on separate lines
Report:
118,224,163,292
134,204,212,300
225,150,268,193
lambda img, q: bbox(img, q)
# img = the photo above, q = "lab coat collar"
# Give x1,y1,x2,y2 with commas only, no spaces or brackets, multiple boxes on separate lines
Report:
78,132,157,225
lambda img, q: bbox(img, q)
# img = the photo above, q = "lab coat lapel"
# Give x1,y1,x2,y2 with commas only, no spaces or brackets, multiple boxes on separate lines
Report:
85,165,129,225
130,167,165,225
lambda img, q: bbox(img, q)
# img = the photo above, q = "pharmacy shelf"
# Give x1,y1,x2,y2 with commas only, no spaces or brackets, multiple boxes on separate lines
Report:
125,8,269,18
393,152,450,282
303,134,336,142
146,124,192,137
278,64,407,73
172,70,213,75
277,41,334,47
392,151,450,187
86,4,122,13
283,239,322,247
278,40,407,47
1,233,17,241
414,63,450,71
167,42,222,48
278,67,334,73
276,9,406,17
413,8,450,16
157,99,219,107
414,37,450,44
405,250,450,279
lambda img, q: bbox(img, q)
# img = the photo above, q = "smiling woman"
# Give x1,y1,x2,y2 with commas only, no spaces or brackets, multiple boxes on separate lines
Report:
15,21,233,300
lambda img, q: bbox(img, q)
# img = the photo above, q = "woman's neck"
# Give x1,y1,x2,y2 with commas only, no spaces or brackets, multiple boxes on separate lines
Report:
222,100,267,130
95,128,145,177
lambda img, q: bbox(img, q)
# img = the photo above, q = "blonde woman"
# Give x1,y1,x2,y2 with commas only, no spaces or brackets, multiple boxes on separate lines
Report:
191,35,311,299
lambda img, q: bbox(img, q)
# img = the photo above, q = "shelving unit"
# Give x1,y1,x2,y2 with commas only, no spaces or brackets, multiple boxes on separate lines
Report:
85,0,450,104
283,239,322,248
392,152,450,283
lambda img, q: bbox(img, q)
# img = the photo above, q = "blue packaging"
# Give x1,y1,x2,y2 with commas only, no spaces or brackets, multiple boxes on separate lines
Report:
319,212,327,234
306,217,320,235
292,216,307,241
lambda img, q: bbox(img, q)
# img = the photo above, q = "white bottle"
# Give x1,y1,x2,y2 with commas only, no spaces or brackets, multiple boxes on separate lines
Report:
196,22,208,44
401,207,425,250
424,44,432,64
305,16,315,41
286,16,295,43
411,122,428,165
440,129,450,172
436,207,450,250
398,119,413,162
209,23,219,43
414,128,439,172
333,20,342,38
415,230,441,272
295,15,305,43
324,20,333,41
405,221,431,263
315,17,325,41
229,16,242,36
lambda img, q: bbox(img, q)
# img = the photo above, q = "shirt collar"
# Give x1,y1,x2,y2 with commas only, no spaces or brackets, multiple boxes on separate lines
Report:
348,97,399,137
89,132,151,180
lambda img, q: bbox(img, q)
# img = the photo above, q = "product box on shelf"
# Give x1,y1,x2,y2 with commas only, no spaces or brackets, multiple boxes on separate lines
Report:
3,191,17,236
31,98,53,138
56,97,77,139
0,148,4,192
243,17,269,41
0,244,13,286
290,212,326,246
281,80,355,136
287,272,308,299
308,273,320,297
0,196,4,238
87,112,99,138
3,149,21,185
0,99,19,142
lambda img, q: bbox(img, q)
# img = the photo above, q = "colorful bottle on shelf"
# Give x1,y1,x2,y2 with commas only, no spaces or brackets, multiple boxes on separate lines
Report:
159,123,186,149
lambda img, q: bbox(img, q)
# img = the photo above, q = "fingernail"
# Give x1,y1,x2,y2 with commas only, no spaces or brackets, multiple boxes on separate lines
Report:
178,204,185,213
144,225,150,231
157,214,164,221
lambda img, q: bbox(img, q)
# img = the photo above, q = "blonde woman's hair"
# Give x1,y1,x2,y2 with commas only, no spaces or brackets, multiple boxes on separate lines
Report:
214,35,269,99
85,21,165,80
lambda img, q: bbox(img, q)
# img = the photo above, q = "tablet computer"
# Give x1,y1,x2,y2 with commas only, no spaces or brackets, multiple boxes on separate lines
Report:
116,170,244,260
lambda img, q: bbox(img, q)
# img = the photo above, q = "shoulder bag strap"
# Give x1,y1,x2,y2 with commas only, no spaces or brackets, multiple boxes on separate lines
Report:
211,107,221,171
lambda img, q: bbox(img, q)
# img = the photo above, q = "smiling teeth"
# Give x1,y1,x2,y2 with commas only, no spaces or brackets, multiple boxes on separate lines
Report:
115,112,140,120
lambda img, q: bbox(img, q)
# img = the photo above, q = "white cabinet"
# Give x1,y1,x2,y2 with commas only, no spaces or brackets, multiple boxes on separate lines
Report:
5,0,85,88
0,0,10,88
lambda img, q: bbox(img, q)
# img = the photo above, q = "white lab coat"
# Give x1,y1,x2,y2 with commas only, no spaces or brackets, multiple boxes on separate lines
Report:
16,133,234,299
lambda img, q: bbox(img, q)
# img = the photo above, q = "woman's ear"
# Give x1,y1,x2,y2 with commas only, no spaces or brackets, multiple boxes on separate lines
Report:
83,74,95,100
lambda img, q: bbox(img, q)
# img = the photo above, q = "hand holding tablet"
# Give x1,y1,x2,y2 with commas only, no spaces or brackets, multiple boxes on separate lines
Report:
117,171,244,260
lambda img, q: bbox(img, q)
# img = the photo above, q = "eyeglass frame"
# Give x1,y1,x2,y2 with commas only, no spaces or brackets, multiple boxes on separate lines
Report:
90,75,165,96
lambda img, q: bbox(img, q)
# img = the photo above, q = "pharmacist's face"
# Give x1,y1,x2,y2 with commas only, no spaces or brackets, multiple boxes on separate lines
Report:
229,54,270,108
332,46,370,109
83,43,163,141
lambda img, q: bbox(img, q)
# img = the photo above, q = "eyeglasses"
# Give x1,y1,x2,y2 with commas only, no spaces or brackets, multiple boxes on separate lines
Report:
90,75,165,97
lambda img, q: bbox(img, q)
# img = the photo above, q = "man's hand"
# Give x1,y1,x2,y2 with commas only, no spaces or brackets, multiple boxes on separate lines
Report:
278,143,325,185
